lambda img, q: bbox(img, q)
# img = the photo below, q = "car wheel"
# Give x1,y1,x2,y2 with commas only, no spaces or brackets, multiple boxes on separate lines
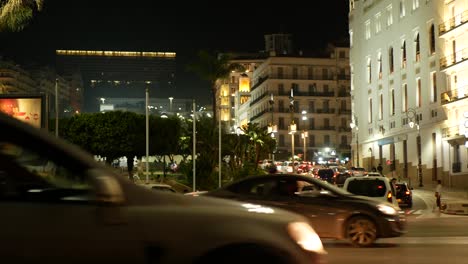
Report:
345,216,377,247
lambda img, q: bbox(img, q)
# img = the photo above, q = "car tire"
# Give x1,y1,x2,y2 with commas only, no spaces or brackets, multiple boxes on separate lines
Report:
345,216,378,247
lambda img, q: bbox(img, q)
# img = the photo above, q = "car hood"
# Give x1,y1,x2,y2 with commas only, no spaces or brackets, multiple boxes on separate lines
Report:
122,182,307,222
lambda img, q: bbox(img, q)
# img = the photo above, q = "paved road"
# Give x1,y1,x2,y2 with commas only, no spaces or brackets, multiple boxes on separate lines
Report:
323,190,468,264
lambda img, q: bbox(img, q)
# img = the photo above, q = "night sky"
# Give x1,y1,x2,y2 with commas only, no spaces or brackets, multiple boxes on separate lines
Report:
0,0,349,105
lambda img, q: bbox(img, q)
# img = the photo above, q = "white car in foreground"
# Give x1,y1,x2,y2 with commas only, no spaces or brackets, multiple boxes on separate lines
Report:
0,112,326,264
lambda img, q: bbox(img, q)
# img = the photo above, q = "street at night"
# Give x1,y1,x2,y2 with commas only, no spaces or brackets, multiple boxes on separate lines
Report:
324,189,468,264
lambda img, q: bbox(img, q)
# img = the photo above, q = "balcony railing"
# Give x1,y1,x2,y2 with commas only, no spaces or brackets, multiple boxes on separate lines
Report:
440,47,468,70
439,10,468,35
269,73,335,81
441,125,460,138
441,87,468,105
251,75,269,90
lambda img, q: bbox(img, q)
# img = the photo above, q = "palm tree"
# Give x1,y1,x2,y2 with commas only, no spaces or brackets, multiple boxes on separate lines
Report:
240,123,269,170
0,0,43,32
187,50,243,124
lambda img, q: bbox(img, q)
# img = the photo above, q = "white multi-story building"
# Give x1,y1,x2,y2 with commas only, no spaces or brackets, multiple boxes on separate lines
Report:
221,41,352,163
349,0,468,188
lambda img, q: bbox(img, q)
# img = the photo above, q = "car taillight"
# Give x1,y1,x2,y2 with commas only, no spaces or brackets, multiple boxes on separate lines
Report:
387,191,393,203
405,191,410,195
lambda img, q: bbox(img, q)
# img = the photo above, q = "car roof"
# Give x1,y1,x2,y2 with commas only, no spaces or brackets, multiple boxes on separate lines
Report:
346,176,390,181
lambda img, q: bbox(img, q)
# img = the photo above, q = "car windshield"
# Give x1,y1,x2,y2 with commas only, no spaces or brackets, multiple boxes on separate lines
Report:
346,179,387,197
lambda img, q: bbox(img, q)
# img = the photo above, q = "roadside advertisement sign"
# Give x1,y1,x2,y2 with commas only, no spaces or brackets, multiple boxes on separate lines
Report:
0,95,45,128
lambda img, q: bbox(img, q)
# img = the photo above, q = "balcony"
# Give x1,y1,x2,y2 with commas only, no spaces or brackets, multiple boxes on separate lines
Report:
251,75,269,91
441,87,468,105
441,125,461,138
269,73,335,81
440,47,468,70
439,10,468,36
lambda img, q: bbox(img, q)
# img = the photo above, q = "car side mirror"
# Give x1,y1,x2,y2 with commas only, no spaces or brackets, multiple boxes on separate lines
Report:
88,169,125,205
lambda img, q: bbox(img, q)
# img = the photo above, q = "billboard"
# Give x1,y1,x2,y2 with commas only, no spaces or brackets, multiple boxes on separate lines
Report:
0,95,45,128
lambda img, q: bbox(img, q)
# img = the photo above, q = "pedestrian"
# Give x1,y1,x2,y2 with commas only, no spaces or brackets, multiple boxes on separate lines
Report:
377,163,383,175
435,180,442,210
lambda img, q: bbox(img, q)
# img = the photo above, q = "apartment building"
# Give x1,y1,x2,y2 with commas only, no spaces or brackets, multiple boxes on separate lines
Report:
220,39,352,164
349,0,468,188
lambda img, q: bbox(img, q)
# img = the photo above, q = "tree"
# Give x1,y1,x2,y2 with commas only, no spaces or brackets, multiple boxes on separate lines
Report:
187,50,243,124
0,0,43,32
240,123,271,171
61,111,145,181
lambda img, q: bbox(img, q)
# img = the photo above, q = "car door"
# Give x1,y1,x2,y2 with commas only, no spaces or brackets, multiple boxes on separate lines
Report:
284,180,342,237
0,138,144,263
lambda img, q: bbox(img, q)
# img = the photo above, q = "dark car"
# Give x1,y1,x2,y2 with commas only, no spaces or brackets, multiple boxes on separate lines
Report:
199,174,407,247
395,182,413,208
0,112,326,263
317,168,335,183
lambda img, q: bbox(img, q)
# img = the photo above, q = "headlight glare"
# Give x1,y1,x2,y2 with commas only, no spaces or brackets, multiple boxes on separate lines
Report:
287,222,326,254
377,204,398,215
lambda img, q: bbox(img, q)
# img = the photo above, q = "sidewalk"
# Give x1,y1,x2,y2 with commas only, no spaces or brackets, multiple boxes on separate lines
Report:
413,184,468,215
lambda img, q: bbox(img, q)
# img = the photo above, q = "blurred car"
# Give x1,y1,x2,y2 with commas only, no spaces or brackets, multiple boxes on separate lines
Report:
0,112,326,264
140,183,177,193
195,174,406,247
334,169,351,187
316,168,335,183
343,176,399,207
350,167,367,176
395,182,413,208
366,172,384,177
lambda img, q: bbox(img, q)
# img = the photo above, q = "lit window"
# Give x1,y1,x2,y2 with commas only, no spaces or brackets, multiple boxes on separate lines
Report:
365,21,371,40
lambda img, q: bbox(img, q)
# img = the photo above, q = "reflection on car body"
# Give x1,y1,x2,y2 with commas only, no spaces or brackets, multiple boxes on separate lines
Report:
0,112,326,264
196,174,406,247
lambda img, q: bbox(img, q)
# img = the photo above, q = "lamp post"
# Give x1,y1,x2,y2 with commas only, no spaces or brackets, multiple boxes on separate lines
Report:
406,108,423,187
289,89,297,170
145,85,150,184
301,110,308,161
192,99,197,191
267,93,278,161
168,97,174,113
55,78,59,138
301,131,308,161
350,114,359,167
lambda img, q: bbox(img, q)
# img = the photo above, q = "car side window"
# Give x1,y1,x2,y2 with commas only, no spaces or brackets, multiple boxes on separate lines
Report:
0,141,93,203
245,180,277,196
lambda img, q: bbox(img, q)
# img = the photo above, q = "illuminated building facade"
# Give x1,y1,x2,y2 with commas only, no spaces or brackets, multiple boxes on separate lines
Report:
56,50,176,112
349,0,468,188
219,45,352,163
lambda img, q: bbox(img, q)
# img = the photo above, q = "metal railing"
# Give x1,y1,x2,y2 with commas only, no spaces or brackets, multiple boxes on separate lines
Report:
439,10,468,35
440,47,468,69
441,87,468,104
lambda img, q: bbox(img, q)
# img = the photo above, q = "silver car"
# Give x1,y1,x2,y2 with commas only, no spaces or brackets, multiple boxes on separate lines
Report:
0,112,326,264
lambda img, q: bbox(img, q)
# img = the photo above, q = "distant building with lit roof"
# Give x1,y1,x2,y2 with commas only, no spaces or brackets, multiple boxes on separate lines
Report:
56,50,176,112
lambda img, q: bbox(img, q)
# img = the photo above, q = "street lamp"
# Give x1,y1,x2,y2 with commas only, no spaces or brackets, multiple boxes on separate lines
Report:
267,93,277,161
168,97,174,112
301,131,308,161
289,89,296,170
350,114,359,167
301,110,308,161
267,93,278,134
406,108,423,187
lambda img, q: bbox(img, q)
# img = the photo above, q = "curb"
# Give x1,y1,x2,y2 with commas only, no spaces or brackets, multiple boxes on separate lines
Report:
441,201,468,215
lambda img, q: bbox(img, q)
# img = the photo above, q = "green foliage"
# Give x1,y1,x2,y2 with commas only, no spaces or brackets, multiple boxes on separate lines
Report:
0,0,43,32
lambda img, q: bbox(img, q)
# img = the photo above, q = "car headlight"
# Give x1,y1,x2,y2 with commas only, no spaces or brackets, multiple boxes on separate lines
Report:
287,222,326,254
377,204,398,215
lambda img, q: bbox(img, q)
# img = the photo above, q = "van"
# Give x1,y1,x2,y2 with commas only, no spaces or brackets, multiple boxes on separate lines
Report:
343,176,399,207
